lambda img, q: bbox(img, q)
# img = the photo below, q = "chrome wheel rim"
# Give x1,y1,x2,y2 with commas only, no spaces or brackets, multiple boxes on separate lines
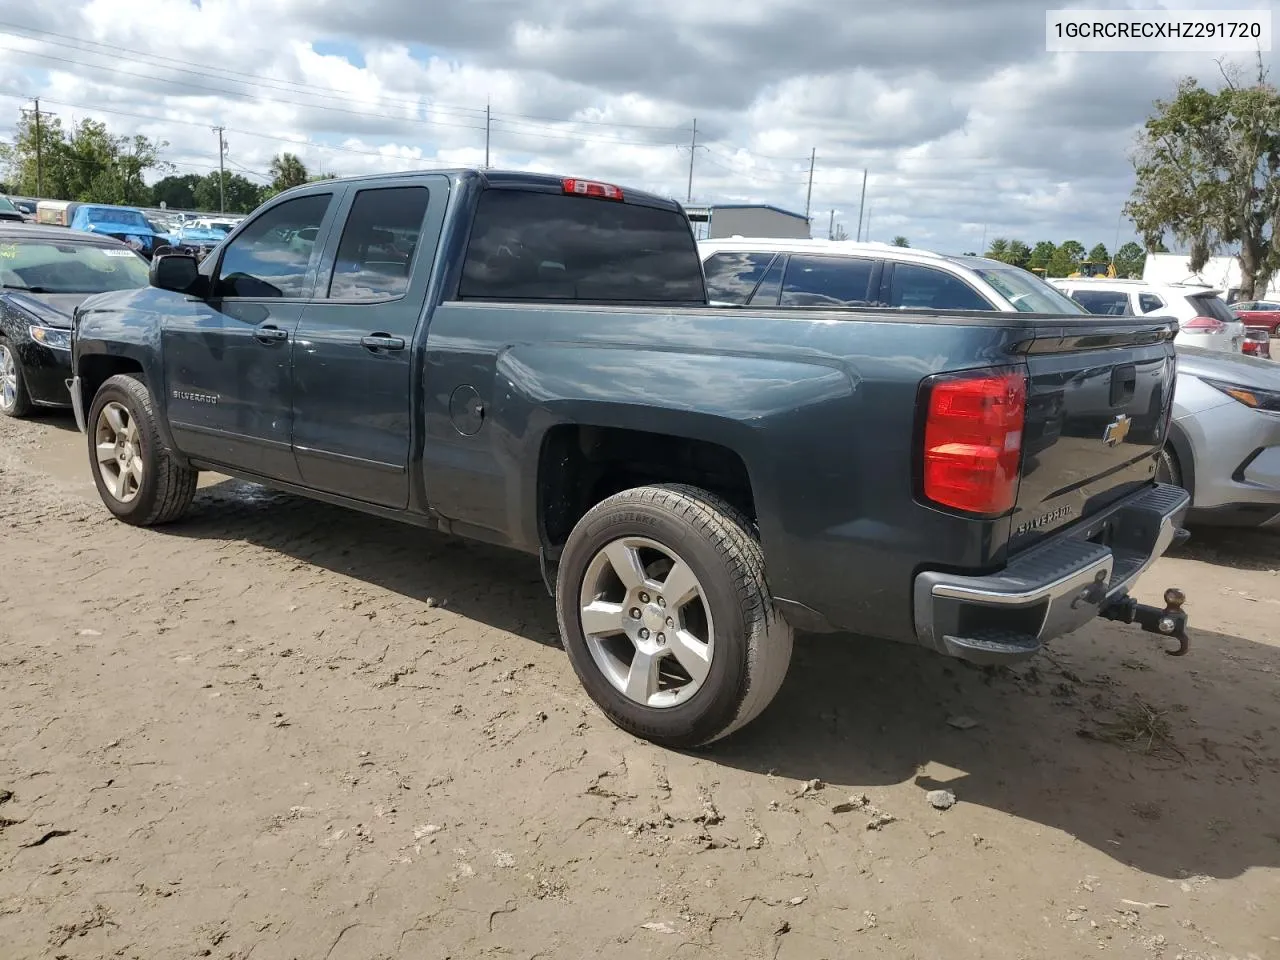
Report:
0,345,16,412
578,536,714,708
94,401,144,503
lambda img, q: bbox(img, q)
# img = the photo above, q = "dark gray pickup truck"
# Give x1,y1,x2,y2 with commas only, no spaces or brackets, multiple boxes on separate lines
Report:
68,168,1192,747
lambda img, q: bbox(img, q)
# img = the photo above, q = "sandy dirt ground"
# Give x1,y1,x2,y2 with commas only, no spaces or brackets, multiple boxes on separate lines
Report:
1,409,1278,960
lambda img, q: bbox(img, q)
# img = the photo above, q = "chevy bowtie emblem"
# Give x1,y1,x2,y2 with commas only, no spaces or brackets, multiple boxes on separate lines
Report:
1102,414,1131,446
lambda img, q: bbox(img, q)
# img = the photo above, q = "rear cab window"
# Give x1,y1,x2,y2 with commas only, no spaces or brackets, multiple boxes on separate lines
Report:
458,189,705,303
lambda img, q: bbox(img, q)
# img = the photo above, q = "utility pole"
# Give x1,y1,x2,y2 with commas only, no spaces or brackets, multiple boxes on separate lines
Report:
980,223,987,254
686,118,697,203
804,147,816,220
485,98,491,169
32,98,43,197
212,126,226,213
828,209,835,240
855,169,867,242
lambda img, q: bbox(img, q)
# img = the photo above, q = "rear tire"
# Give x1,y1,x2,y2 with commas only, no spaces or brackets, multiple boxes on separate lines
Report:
0,338,32,419
556,483,793,748
87,373,197,526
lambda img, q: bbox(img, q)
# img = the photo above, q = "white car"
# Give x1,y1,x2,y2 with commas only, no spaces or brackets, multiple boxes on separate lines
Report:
1048,278,1245,354
697,239,1087,314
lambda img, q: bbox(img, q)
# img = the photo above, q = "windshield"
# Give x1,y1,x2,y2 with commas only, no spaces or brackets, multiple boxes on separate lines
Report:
0,239,150,293
964,262,1087,314
0,196,16,212
83,207,149,228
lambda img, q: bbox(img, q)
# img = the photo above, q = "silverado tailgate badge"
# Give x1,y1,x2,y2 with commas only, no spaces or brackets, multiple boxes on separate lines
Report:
1102,414,1131,447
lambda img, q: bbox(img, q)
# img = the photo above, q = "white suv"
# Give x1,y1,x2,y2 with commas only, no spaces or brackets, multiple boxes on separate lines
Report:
1049,277,1245,354
698,239,1086,314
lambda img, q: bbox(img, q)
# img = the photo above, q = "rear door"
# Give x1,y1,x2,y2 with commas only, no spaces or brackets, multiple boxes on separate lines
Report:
290,176,449,509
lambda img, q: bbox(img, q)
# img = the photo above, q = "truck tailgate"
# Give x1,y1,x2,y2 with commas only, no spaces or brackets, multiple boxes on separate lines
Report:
1010,321,1176,549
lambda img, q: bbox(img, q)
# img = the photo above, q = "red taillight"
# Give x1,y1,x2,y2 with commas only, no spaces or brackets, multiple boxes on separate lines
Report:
1182,315,1225,333
562,178,624,201
921,369,1026,515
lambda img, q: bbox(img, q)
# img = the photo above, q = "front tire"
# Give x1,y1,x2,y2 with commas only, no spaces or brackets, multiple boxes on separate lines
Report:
87,373,197,526
0,338,32,418
556,484,793,748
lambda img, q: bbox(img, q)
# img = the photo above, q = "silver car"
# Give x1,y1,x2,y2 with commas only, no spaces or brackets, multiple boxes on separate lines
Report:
1163,345,1280,526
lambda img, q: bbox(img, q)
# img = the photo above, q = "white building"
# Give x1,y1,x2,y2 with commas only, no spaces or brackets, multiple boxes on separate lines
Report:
1143,252,1280,302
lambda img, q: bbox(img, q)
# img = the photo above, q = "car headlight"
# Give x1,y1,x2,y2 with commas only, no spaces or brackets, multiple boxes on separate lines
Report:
29,325,72,352
1203,377,1280,412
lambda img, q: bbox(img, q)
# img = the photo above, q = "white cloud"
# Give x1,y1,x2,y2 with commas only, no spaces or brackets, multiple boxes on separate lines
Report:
0,0,1274,252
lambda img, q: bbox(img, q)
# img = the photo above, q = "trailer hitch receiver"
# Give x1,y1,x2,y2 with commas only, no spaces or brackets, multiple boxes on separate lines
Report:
1099,587,1189,656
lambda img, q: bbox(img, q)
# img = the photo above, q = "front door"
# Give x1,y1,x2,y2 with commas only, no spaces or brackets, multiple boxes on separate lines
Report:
162,191,340,481
290,177,448,509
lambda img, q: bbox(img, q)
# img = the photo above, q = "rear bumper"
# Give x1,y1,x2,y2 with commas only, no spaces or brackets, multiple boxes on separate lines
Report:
913,483,1190,665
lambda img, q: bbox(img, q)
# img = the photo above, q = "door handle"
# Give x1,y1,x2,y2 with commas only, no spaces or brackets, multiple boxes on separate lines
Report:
360,334,405,351
254,324,289,343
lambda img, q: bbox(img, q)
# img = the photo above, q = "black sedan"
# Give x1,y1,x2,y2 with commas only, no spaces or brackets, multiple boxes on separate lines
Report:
0,224,150,418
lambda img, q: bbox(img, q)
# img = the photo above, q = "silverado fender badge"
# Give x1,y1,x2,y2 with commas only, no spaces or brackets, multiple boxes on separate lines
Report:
1102,414,1131,447
172,389,219,405
1013,504,1074,537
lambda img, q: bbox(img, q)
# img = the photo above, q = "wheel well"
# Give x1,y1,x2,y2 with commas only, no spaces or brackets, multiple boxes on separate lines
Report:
538,425,756,549
80,355,144,406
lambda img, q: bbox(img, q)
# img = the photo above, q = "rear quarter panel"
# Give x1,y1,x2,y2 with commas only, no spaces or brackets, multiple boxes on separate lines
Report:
422,302,1035,643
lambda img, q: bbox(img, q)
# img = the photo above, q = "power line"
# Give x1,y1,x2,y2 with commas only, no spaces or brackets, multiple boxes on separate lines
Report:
0,20,694,134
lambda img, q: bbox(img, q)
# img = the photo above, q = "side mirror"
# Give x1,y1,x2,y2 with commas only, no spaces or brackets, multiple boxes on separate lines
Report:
150,253,204,296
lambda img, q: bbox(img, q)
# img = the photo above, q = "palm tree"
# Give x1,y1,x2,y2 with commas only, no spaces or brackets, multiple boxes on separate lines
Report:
985,237,1011,262
269,152,309,192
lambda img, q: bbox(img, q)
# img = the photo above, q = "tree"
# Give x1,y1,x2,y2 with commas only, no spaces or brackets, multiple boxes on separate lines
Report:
1087,243,1110,265
1115,241,1147,278
985,237,1011,262
193,172,264,214
892,235,909,247
1007,240,1032,268
1047,240,1086,277
151,173,202,209
0,111,72,198
1125,59,1280,300
831,223,849,240
268,152,309,192
0,110,168,204
1028,241,1056,272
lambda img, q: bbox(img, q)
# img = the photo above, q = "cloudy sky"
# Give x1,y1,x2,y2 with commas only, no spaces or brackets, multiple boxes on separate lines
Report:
0,0,1274,253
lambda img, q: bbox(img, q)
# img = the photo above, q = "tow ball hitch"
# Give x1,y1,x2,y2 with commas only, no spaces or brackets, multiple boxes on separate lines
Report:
1099,588,1190,656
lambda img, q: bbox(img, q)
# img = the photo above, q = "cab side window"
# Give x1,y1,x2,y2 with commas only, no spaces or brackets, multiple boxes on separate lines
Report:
1138,293,1165,313
703,251,776,304
780,255,874,306
325,187,431,301
887,263,995,311
1071,289,1132,316
215,194,332,298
